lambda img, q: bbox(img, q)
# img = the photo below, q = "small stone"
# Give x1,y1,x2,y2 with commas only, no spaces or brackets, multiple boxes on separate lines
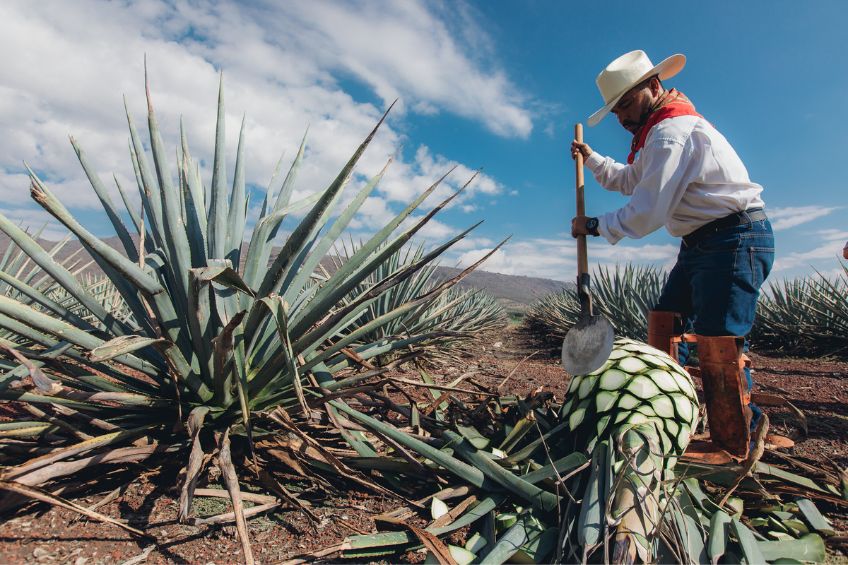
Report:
32,547,53,561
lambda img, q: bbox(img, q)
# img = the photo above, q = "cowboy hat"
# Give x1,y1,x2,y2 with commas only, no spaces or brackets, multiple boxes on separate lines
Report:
587,50,686,127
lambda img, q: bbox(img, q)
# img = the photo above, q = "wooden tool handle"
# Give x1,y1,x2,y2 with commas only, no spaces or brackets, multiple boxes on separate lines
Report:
575,123,589,277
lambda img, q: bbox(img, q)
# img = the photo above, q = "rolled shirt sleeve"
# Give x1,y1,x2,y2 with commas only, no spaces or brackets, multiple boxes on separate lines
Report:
596,137,693,245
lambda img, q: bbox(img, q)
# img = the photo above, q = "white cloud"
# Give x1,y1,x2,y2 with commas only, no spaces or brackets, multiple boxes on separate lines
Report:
258,1,533,138
817,229,848,243
772,228,848,272
378,145,504,206
767,205,839,230
0,0,527,246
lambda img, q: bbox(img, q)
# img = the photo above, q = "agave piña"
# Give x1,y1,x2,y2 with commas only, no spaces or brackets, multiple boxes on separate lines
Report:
556,338,700,562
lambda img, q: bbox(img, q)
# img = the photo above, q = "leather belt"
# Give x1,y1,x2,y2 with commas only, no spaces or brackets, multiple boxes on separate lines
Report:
683,208,767,248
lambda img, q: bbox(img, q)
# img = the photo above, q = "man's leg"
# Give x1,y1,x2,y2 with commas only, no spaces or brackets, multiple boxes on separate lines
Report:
688,218,775,456
650,247,693,363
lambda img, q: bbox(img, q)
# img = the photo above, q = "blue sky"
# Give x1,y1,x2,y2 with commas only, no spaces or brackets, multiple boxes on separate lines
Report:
0,1,844,282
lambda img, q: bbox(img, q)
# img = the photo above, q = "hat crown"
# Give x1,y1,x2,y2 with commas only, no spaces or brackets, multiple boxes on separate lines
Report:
596,50,656,105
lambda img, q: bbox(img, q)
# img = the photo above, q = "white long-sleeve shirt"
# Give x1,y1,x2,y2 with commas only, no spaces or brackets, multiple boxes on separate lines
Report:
585,115,765,244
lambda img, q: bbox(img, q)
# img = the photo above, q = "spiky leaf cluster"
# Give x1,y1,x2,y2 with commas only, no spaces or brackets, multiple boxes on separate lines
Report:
0,72,500,534
752,262,848,355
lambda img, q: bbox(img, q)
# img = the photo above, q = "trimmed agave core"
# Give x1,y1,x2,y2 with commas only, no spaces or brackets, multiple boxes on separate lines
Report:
560,338,700,466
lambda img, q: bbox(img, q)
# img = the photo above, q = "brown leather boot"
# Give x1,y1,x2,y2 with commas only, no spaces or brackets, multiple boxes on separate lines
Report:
647,311,682,360
697,335,751,459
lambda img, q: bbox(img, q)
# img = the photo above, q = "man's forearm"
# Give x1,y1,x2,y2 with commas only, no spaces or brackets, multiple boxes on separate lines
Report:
585,152,639,195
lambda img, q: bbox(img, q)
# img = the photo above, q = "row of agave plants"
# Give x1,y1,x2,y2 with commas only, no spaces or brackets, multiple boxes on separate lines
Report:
752,263,848,356
332,239,507,365
0,72,842,564
525,262,848,357
1,237,507,367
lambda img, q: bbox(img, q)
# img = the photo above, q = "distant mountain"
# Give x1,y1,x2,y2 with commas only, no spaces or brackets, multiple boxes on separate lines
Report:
1,233,569,313
434,266,571,313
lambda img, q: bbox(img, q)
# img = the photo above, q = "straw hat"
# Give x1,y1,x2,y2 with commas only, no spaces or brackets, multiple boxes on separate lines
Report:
588,50,686,126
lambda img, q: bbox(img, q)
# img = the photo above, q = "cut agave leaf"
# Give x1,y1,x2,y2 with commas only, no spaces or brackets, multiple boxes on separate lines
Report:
599,369,627,390
648,369,679,393
607,348,628,360
595,390,616,412
464,532,487,553
496,512,518,532
569,405,586,430
577,375,598,399
423,545,475,565
617,356,648,374
431,497,449,520
758,534,826,563
628,375,660,400
795,498,834,536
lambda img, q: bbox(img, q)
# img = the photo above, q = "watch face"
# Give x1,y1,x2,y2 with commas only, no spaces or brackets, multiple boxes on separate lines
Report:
587,218,598,230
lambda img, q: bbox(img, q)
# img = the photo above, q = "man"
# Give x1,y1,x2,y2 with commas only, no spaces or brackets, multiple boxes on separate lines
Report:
570,50,774,459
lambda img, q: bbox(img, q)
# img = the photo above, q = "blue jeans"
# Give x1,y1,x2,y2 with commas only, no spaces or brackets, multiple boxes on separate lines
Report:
655,215,775,423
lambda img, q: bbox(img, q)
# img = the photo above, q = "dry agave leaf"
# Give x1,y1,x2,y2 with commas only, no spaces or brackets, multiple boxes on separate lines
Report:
0,479,149,539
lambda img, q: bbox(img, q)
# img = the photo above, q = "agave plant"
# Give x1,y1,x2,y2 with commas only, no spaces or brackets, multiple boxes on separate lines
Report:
332,241,507,364
554,338,700,562
753,263,848,356
325,339,835,564
524,263,667,346
0,229,92,341
0,71,503,561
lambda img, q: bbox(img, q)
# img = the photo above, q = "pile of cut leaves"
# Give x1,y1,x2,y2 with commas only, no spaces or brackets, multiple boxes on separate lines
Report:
262,366,843,564
1,356,843,563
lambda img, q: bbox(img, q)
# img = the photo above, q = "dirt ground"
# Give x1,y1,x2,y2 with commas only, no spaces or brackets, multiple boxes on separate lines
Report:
1,326,846,563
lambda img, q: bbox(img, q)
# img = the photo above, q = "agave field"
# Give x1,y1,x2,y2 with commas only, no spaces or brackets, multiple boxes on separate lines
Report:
525,262,848,358
0,72,846,564
524,264,667,345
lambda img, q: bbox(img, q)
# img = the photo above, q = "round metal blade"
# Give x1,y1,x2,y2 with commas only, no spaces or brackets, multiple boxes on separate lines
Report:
561,314,615,375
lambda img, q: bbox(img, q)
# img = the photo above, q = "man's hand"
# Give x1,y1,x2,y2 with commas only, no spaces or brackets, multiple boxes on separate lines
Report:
571,140,593,162
572,216,599,237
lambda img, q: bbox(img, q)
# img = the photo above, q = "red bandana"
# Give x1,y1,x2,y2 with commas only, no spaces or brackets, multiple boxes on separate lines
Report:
627,89,702,164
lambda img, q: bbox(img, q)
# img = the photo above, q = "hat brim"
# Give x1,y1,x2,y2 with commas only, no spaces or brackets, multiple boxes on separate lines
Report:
587,54,686,127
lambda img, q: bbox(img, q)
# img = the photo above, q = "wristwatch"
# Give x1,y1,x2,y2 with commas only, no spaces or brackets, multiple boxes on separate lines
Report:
585,217,600,236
